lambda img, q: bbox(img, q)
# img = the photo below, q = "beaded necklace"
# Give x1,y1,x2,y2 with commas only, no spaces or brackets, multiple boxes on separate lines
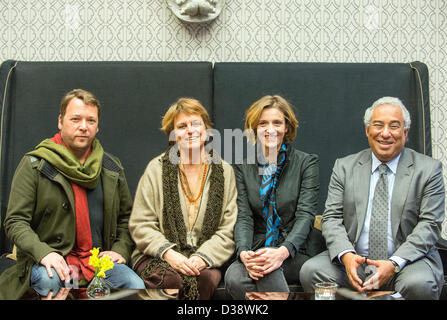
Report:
179,163,208,202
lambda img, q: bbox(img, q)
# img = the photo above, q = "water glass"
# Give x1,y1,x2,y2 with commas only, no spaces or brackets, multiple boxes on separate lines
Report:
314,282,338,300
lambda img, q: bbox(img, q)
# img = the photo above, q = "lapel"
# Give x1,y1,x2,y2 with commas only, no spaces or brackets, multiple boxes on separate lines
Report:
353,150,372,242
250,164,263,214
53,174,75,213
36,159,76,213
101,166,119,239
390,148,413,240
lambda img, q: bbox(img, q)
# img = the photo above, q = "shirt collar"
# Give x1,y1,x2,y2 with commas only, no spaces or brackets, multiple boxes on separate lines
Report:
371,152,401,175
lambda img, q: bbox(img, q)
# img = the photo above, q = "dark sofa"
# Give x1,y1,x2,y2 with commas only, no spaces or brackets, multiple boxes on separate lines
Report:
0,60,445,299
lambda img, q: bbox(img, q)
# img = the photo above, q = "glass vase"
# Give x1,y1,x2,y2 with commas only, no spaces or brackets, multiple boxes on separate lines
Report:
86,276,110,299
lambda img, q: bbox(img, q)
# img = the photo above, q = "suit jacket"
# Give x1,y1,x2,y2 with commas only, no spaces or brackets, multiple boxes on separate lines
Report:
234,146,320,258
322,148,445,279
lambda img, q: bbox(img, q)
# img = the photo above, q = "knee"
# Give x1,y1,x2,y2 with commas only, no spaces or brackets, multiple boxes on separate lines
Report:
34,274,61,289
30,265,63,295
199,269,221,288
224,266,235,292
126,273,146,289
106,263,145,289
224,262,249,299
196,269,221,300
299,258,318,290
397,276,440,300
224,262,242,291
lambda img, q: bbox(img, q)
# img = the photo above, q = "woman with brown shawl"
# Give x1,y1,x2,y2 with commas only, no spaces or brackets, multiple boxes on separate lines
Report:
129,98,237,300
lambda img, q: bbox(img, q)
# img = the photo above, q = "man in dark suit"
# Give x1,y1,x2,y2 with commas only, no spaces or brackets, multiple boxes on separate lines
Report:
300,97,445,299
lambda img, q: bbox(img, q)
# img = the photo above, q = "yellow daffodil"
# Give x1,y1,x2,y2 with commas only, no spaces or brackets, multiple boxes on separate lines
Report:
90,247,100,257
88,247,114,278
100,256,114,271
89,255,100,269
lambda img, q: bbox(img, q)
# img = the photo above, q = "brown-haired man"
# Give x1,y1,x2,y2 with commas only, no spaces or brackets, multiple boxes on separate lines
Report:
0,89,144,299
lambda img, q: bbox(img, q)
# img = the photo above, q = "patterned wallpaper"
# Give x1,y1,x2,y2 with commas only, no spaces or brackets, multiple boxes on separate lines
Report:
1,0,447,237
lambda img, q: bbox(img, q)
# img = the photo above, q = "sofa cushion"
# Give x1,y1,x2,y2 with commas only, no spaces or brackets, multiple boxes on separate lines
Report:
0,61,213,253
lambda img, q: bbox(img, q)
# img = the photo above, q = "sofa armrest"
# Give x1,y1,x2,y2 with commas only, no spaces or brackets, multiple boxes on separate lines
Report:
5,245,16,260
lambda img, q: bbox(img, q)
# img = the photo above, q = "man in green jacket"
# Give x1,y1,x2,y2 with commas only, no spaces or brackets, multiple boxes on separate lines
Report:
0,89,144,299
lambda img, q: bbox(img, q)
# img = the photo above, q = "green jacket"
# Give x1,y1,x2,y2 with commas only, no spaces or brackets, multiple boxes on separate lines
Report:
0,152,134,299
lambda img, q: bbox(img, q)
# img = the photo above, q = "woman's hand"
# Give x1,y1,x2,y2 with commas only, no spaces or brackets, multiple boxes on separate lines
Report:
187,255,207,272
240,246,290,280
240,250,266,280
254,246,290,275
163,249,200,276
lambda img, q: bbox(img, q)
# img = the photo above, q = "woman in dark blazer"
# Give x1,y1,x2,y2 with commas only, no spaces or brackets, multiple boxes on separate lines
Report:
224,95,320,299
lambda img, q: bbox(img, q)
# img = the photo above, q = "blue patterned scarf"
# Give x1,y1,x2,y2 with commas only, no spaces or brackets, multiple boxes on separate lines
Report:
259,143,288,247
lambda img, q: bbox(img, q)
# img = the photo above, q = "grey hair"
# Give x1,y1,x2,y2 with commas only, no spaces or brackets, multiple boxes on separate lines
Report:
363,96,411,130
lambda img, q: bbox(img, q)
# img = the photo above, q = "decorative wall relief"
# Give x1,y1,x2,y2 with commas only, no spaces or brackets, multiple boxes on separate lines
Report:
167,0,224,23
